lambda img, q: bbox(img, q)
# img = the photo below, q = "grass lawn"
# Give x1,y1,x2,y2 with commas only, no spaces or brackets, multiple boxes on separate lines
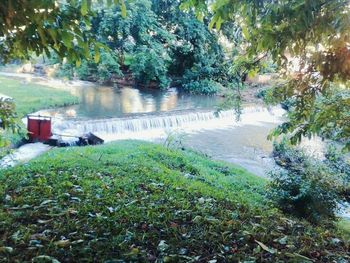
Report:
338,219,350,241
0,76,78,117
0,141,348,262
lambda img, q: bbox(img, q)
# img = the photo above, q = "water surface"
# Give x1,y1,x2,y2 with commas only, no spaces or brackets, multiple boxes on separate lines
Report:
3,73,284,176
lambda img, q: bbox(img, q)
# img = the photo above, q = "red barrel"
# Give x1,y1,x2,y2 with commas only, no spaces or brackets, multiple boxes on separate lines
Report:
27,115,52,142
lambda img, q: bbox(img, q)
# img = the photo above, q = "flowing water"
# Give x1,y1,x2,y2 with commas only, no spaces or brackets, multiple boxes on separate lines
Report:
1,73,322,176
17,76,284,176
1,72,322,176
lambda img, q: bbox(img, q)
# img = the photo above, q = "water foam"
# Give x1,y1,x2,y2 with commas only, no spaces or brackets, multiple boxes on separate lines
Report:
52,106,284,141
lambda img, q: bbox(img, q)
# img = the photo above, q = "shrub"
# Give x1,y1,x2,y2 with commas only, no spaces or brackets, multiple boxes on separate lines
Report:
324,144,350,200
268,140,346,223
130,45,170,89
182,79,222,95
75,60,90,80
55,62,74,80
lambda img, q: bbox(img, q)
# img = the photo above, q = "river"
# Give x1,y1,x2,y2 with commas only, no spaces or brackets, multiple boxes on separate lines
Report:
1,73,322,176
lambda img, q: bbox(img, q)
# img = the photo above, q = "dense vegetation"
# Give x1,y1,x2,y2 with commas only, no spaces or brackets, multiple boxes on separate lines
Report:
0,141,348,262
49,0,233,94
0,0,103,63
268,140,350,223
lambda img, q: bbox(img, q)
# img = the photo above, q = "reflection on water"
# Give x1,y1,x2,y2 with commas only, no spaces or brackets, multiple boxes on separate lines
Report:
51,86,222,119
0,72,221,119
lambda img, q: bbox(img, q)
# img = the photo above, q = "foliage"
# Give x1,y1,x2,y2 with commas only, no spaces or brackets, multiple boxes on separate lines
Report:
337,219,350,241
130,45,170,88
182,79,222,95
155,1,227,93
163,130,187,150
0,98,19,147
268,140,347,223
0,0,113,64
51,49,123,83
0,141,348,261
324,144,350,200
182,0,350,149
267,82,350,150
53,0,229,91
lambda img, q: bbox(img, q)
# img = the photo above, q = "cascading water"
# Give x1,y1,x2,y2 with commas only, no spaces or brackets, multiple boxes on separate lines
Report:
0,73,329,180
53,106,285,141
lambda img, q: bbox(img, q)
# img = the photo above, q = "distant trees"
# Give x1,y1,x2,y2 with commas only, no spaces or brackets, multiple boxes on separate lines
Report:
53,0,228,92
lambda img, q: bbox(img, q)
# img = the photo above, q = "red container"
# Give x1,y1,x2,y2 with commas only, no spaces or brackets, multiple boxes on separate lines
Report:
27,115,52,142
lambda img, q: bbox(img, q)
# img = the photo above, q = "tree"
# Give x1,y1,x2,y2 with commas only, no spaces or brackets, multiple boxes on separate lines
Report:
0,0,124,144
152,0,227,94
0,0,107,64
54,0,228,91
182,0,350,150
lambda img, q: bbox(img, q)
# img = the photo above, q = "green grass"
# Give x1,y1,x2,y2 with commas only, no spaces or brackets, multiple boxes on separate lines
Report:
337,219,350,241
0,76,78,117
0,141,348,262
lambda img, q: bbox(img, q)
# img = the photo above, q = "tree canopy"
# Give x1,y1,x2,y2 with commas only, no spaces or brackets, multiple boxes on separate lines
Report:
182,0,350,150
51,0,229,92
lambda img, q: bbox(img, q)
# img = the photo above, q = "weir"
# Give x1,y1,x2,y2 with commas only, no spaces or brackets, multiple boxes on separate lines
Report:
53,106,284,138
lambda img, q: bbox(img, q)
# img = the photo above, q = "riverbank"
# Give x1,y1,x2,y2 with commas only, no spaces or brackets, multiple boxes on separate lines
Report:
0,141,348,262
1,64,270,104
0,76,79,117
0,76,79,158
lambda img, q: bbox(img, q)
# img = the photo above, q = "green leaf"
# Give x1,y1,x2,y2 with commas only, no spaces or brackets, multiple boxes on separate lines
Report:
37,28,47,45
81,0,88,15
76,59,81,67
255,240,276,254
94,45,100,63
120,0,127,18
242,26,249,39
61,31,73,49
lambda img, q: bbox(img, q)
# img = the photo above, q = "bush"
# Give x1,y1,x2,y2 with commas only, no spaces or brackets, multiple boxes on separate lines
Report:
53,49,123,83
130,45,170,89
94,51,123,83
55,62,74,80
75,60,90,80
324,144,350,200
268,140,346,223
182,79,222,95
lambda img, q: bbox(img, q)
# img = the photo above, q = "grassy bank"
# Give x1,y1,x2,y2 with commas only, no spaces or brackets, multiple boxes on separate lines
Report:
0,141,348,262
0,76,78,117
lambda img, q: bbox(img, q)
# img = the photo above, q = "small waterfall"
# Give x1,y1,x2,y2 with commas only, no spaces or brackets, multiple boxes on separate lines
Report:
53,106,284,141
